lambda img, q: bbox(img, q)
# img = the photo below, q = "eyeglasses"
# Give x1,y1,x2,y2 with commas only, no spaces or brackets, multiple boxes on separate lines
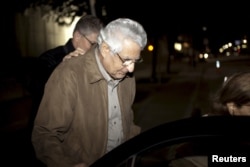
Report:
81,34,96,46
116,53,143,66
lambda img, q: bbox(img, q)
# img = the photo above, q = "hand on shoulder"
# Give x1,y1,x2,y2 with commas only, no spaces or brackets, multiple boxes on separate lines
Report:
63,48,86,61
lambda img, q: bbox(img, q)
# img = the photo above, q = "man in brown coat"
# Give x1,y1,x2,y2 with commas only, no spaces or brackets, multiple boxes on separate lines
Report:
32,18,147,167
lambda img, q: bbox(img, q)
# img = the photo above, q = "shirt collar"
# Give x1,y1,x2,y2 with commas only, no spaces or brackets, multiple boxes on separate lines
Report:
95,48,121,86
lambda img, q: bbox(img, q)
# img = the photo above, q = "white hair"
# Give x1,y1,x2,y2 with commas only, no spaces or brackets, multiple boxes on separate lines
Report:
97,18,147,53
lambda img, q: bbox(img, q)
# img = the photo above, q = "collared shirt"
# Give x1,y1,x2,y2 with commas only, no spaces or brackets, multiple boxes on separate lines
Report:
95,49,124,152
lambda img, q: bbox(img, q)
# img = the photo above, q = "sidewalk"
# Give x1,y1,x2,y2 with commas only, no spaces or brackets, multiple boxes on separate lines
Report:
133,57,205,131
133,55,250,132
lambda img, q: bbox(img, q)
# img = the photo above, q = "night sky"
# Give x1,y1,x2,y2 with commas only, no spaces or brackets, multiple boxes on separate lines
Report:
104,0,250,52
4,0,250,56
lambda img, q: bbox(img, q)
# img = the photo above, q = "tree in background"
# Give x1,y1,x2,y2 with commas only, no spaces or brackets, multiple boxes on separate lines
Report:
16,0,91,26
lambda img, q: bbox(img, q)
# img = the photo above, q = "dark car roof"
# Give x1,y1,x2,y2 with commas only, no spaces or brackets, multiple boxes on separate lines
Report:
91,116,250,167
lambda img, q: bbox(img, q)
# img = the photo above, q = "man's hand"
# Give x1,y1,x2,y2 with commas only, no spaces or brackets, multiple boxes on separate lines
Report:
63,48,85,61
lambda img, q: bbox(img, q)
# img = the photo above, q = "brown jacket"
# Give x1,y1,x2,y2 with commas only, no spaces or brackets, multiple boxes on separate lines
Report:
32,46,141,167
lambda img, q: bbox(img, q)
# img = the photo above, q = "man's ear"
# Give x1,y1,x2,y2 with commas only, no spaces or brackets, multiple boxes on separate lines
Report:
74,31,82,40
100,42,110,57
226,102,236,115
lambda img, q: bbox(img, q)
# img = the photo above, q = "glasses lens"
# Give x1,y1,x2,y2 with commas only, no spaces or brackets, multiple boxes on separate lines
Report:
82,34,95,45
116,53,143,66
136,58,143,63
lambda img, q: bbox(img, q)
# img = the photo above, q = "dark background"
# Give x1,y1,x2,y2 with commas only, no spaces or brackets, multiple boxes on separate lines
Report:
101,1,250,47
2,1,250,60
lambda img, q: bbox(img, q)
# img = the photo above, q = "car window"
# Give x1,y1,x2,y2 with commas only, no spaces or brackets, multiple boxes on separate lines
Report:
117,136,250,167
90,117,250,167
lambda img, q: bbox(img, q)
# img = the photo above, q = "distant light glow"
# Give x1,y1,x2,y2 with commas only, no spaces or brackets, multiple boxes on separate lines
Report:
219,48,223,53
199,53,203,59
174,42,182,51
204,53,209,59
216,60,220,68
235,40,241,45
202,26,207,31
224,76,228,82
147,45,154,52
183,42,189,48
242,44,247,49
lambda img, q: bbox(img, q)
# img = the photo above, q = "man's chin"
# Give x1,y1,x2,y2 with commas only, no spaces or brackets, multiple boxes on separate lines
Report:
113,74,125,80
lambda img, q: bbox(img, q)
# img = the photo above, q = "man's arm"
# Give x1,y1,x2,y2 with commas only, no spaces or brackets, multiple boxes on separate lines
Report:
31,65,77,166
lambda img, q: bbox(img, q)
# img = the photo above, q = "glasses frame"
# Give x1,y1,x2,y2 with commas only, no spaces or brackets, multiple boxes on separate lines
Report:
116,53,143,66
81,33,96,46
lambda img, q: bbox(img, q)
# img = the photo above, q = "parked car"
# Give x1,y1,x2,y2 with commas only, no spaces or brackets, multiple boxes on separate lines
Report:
90,116,250,167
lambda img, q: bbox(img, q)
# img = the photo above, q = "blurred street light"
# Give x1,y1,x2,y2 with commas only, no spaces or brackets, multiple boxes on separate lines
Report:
148,44,154,52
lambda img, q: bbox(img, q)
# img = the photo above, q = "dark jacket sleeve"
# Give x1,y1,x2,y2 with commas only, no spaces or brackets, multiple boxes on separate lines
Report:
28,39,74,97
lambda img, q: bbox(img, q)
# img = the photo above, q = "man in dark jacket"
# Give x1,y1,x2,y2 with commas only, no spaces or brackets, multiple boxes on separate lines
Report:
28,15,103,129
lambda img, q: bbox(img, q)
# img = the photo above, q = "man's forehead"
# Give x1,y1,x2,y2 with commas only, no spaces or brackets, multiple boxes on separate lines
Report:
122,39,140,51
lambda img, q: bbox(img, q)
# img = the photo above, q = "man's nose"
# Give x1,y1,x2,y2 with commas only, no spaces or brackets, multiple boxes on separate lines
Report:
126,63,135,73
